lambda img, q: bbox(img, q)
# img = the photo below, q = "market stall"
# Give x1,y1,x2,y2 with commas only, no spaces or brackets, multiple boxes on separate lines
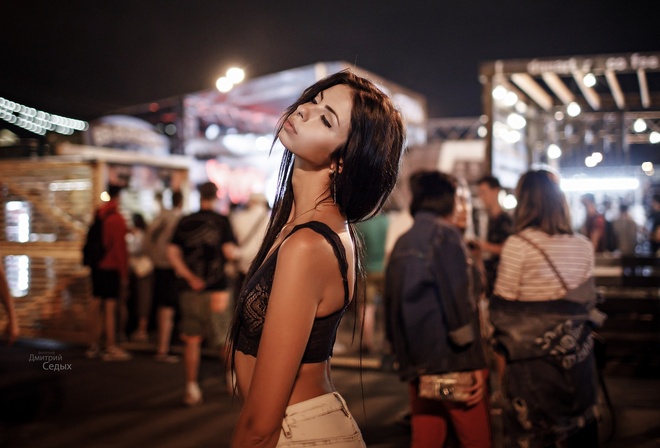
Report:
101,62,428,211
479,51,660,188
0,146,189,342
479,52,660,327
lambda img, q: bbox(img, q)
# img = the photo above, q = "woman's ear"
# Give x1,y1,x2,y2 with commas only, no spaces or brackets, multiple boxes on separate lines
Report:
329,158,344,174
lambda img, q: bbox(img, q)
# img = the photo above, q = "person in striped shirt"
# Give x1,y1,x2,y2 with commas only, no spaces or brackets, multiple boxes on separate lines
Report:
491,169,601,447
494,180,593,303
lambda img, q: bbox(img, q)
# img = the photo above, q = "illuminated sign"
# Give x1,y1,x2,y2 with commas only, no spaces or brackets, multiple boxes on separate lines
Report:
86,115,170,155
526,53,660,75
205,160,266,204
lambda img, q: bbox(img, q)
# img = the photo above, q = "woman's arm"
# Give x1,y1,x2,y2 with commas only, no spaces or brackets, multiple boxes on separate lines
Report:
493,237,524,299
231,230,335,447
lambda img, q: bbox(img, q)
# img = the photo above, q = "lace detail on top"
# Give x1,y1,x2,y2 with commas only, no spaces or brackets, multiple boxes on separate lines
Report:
234,221,350,363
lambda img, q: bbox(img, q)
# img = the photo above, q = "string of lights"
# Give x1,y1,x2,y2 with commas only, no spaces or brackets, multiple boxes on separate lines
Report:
0,96,88,136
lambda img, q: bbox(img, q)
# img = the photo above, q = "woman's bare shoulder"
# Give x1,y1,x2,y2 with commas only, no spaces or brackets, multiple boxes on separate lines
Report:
279,225,336,257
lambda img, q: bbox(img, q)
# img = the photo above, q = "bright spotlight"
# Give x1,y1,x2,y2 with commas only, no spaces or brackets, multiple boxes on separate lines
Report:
504,129,522,144
492,85,507,101
100,191,110,202
226,67,245,84
642,162,653,172
583,73,597,87
503,91,518,107
633,118,647,133
650,131,660,144
591,152,603,163
567,102,581,117
585,156,597,168
547,144,562,159
515,102,527,114
502,194,518,210
560,177,640,192
506,113,526,130
205,124,221,140
216,76,233,93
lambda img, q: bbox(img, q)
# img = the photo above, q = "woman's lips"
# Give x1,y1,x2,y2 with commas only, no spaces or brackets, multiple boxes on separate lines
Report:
284,119,297,133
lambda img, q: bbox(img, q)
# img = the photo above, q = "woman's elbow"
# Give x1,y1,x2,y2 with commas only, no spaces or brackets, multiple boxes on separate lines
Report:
233,416,280,447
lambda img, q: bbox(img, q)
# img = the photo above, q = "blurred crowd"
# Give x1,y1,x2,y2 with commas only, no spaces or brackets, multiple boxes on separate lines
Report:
3,169,658,447
380,169,654,447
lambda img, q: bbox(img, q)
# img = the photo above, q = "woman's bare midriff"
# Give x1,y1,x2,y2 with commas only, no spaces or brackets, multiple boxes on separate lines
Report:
234,351,334,405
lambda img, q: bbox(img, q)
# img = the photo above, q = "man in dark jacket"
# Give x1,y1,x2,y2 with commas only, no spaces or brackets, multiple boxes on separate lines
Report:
475,175,513,295
385,171,491,447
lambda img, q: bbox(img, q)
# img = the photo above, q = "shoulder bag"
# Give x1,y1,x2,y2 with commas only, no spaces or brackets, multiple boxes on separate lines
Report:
418,228,475,402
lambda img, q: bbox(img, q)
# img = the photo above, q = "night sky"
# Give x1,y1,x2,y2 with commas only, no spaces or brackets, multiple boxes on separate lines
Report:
1,0,658,124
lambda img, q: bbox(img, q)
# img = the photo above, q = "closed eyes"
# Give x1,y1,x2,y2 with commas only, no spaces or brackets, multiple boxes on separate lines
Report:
310,96,333,129
321,116,331,128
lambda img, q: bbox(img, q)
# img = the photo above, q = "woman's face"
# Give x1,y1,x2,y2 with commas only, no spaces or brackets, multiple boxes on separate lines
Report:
452,189,468,231
279,84,353,167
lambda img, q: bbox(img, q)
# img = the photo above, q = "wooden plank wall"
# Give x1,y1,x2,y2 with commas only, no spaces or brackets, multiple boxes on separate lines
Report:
0,159,96,343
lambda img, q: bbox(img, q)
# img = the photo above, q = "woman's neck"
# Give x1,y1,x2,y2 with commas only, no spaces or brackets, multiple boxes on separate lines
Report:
290,164,333,216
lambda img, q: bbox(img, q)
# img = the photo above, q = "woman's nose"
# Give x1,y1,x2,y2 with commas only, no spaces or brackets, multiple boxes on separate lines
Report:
297,104,309,120
297,102,318,121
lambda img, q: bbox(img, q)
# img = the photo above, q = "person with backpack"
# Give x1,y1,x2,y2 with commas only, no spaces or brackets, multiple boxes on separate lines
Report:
85,184,131,361
490,170,601,447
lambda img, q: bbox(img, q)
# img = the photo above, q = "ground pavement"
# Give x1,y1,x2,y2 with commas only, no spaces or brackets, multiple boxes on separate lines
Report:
2,335,659,448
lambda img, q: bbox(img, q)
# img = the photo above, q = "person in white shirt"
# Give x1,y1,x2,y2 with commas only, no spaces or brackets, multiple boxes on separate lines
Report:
613,203,638,256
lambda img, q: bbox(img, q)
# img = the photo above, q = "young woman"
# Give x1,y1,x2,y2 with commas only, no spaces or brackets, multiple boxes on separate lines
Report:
385,171,491,448
228,71,405,447
490,170,603,447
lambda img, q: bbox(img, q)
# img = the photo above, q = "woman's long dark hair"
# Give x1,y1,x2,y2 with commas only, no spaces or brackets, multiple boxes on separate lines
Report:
227,70,405,375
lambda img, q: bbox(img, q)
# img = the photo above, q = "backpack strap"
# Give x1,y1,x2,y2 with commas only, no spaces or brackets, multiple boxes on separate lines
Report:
515,233,569,291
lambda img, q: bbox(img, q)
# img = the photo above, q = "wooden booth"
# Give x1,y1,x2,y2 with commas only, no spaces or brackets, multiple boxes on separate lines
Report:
0,143,189,343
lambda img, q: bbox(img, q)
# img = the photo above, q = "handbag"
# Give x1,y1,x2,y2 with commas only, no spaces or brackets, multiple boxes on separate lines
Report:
418,372,474,402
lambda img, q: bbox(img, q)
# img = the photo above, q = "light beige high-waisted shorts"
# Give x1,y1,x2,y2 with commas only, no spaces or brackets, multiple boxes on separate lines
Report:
277,392,366,447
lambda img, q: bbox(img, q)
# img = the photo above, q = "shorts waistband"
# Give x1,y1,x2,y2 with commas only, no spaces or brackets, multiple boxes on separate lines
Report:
283,392,349,425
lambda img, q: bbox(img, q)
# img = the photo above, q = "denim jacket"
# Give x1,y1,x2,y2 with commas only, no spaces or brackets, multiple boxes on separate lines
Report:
489,296,602,447
385,212,486,382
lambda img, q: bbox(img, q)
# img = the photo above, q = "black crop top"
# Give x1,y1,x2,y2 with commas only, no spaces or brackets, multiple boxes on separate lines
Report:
234,221,350,363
